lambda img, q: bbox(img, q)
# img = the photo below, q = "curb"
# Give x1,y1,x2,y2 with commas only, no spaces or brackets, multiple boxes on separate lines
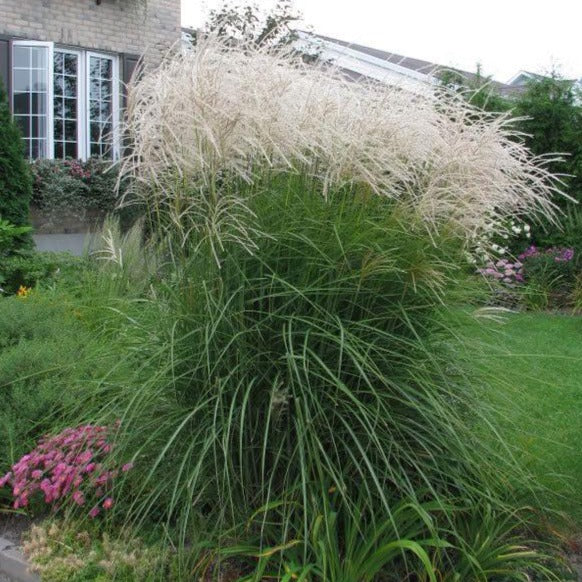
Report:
0,538,39,582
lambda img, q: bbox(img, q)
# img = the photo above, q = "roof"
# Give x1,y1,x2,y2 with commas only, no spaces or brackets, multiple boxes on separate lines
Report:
298,31,518,97
309,32,441,76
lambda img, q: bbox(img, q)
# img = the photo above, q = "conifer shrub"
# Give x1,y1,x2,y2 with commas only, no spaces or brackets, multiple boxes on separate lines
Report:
0,81,32,248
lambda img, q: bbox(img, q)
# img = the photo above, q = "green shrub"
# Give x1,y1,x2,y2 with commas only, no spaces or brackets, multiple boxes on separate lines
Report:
0,292,131,505
30,158,139,228
0,81,32,248
0,250,82,295
519,246,579,310
0,218,32,255
535,205,582,253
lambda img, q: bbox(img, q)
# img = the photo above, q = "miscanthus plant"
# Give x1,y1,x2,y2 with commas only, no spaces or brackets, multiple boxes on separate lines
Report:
71,39,568,578
120,38,561,259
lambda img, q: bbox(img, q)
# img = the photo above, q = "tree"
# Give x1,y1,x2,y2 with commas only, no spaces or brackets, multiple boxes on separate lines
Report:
0,81,32,249
438,65,511,114
200,1,301,51
514,73,582,206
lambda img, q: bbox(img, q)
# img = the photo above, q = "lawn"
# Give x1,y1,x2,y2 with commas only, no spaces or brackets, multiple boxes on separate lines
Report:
456,310,582,527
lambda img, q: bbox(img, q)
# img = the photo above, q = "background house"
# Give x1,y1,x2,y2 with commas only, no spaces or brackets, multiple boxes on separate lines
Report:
296,31,521,97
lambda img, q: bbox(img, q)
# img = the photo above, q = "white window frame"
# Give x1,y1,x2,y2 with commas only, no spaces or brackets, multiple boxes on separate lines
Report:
53,47,86,160
11,42,120,161
86,51,120,161
12,40,54,159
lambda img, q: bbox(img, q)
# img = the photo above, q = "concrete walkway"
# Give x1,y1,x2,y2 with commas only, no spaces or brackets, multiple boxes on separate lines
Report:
0,537,38,582
33,233,91,256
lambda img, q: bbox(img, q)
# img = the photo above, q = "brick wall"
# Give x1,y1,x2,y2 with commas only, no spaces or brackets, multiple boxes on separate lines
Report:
0,0,181,67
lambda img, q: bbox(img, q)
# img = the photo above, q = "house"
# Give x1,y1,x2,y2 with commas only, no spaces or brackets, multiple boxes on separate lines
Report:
0,0,181,253
0,0,182,162
507,70,582,95
295,31,518,97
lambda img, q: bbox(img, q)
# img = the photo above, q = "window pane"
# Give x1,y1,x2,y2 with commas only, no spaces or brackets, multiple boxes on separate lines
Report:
14,115,29,138
13,70,30,92
90,121,101,143
88,55,116,159
31,69,47,92
89,100,99,120
30,139,47,159
54,142,64,160
54,52,64,75
32,116,47,138
64,98,77,119
64,142,77,159
13,94,29,115
90,58,100,78
31,93,46,114
99,102,112,122
54,51,79,160
100,59,112,80
31,48,47,69
64,75,77,97
13,44,49,159
64,120,76,139
64,54,77,75
13,46,30,68
54,75,64,96
90,77,100,100
101,80,112,101
54,120,63,141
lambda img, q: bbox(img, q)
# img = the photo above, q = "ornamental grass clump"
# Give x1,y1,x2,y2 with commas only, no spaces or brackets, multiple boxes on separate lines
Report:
81,39,568,577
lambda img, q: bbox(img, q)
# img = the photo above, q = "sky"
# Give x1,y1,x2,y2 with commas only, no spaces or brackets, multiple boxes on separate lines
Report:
181,0,582,83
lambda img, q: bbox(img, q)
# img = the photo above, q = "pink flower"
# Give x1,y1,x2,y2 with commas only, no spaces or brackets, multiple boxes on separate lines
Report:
72,490,85,506
89,506,100,518
122,463,134,473
2,424,122,518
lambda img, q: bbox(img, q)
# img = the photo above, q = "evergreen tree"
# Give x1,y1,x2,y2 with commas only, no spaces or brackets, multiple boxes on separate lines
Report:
0,80,32,247
514,74,582,206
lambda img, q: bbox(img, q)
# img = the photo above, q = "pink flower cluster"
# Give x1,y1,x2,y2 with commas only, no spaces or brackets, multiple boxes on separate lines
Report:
0,425,133,518
518,245,575,263
478,258,524,285
64,159,92,180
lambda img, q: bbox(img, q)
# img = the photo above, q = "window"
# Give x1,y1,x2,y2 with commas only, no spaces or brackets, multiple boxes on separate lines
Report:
12,42,52,159
53,50,80,160
12,42,119,160
88,53,115,158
